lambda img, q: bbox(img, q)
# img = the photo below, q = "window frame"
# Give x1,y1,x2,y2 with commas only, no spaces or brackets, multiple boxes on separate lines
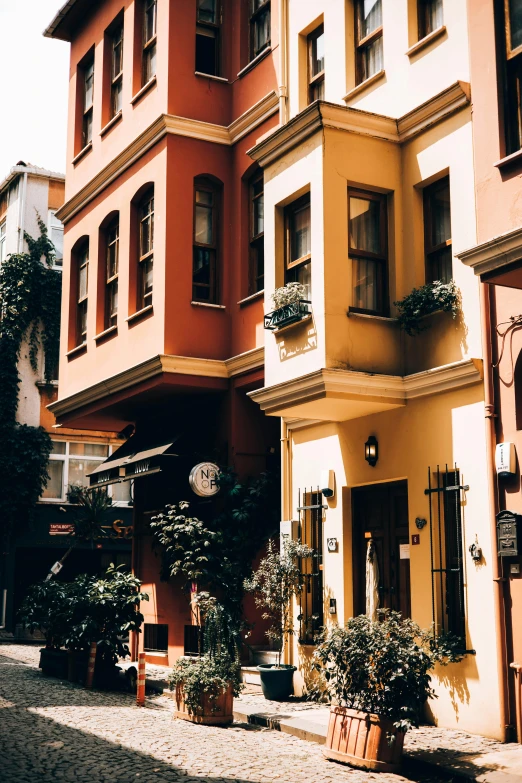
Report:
307,24,325,104
77,244,89,345
285,193,311,277
505,0,522,60
249,0,271,62
348,187,388,317
82,57,95,148
0,219,6,266
105,218,119,329
110,21,124,118
423,176,452,284
354,0,383,86
138,190,154,310
298,491,324,645
501,1,522,154
48,210,64,269
418,0,444,40
142,0,157,85
192,179,219,304
249,171,264,296
195,0,221,76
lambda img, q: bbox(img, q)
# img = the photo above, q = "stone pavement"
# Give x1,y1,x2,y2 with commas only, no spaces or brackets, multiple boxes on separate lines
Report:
0,643,447,783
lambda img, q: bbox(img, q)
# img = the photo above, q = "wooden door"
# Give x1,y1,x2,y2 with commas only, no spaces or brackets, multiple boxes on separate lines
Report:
352,481,411,618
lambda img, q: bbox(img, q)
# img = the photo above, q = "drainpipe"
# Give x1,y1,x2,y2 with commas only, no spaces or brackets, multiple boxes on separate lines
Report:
0,587,7,629
278,0,288,125
281,419,293,668
481,281,510,741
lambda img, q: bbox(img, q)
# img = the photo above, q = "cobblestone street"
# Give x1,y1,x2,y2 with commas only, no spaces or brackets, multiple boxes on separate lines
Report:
0,645,449,783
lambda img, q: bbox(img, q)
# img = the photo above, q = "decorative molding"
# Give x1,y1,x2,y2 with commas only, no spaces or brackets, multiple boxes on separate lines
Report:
343,70,386,103
397,81,471,142
126,304,154,325
225,346,264,377
100,112,123,137
458,226,522,276
405,26,447,59
71,142,92,167
57,92,279,224
236,47,272,79
403,358,483,399
161,355,228,378
130,76,157,106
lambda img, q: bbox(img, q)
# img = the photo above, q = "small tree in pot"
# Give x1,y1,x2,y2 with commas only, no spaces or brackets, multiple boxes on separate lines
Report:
313,611,464,772
243,538,314,700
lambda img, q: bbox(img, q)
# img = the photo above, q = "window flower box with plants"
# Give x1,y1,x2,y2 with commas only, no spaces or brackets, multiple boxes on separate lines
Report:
394,280,459,336
264,283,311,331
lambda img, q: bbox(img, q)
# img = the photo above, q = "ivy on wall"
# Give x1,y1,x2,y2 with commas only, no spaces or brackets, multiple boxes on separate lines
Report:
0,218,62,548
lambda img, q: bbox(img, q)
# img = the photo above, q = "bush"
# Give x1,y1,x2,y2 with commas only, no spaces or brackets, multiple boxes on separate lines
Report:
271,282,308,309
394,280,459,336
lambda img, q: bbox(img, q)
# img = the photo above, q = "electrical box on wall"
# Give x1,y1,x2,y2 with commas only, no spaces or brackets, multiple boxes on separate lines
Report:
496,442,516,477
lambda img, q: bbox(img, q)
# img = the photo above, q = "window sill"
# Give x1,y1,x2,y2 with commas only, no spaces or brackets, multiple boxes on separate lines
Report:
343,70,385,103
131,75,157,106
100,111,123,137
494,148,522,170
94,325,118,343
191,301,226,310
126,305,154,325
238,290,264,307
237,47,272,79
66,343,87,360
72,143,93,166
406,26,447,58
348,309,397,324
36,380,59,388
195,71,228,83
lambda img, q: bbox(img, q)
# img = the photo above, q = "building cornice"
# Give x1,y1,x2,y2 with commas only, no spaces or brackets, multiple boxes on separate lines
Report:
57,92,279,224
458,225,522,276
248,359,483,418
248,82,471,167
0,164,65,199
49,348,265,419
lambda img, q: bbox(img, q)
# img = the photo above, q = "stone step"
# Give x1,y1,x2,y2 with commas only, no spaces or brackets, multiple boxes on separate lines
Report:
240,665,261,686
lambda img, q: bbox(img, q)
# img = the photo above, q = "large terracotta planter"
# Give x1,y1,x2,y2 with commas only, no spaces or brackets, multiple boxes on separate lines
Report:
324,706,405,773
174,682,234,725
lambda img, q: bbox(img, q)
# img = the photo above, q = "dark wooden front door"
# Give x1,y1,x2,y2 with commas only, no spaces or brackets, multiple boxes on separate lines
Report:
352,481,411,618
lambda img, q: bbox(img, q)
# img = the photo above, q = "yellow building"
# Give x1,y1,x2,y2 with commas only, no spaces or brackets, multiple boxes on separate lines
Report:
249,0,502,739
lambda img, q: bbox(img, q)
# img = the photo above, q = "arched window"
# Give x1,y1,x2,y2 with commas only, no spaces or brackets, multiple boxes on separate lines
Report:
193,177,221,304
98,213,119,333
138,188,154,310
69,237,89,349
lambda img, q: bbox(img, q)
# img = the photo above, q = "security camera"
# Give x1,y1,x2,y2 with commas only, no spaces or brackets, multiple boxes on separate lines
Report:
320,470,335,499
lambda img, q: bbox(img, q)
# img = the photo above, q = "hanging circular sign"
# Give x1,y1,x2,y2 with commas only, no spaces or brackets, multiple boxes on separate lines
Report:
189,462,220,497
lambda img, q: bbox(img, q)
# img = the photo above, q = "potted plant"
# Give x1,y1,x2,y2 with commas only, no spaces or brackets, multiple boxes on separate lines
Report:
313,611,463,772
394,280,459,336
244,538,314,700
19,579,75,678
169,593,243,725
265,283,311,330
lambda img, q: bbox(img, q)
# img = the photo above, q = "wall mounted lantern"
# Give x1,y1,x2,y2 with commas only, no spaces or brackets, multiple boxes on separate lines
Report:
365,435,378,467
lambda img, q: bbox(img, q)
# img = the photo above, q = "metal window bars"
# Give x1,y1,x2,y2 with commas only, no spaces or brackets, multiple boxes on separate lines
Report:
296,487,327,644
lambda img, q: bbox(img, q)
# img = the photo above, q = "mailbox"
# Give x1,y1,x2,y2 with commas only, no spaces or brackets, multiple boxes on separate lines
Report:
496,510,520,557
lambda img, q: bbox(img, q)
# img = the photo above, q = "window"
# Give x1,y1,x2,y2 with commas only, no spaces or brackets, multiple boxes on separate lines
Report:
250,0,271,61
138,190,154,309
144,623,168,652
48,211,64,268
418,0,443,39
193,180,219,303
355,0,383,85
77,244,89,344
285,194,311,298
308,25,325,103
196,0,220,76
110,22,124,117
105,218,119,328
349,189,388,315
424,177,452,284
82,57,94,148
0,220,5,266
298,491,324,644
249,172,264,295
142,0,157,85
502,0,522,154
42,441,132,504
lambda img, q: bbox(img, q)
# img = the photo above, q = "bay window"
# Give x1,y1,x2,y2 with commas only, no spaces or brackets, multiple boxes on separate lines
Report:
424,177,452,284
249,172,264,295
193,179,219,303
349,189,388,315
285,194,311,299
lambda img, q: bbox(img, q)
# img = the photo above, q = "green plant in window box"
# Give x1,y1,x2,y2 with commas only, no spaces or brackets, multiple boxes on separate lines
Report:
394,280,459,337
271,282,308,309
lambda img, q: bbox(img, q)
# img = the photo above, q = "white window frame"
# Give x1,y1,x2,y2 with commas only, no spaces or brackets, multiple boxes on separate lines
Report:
48,210,64,269
40,441,133,506
0,219,6,266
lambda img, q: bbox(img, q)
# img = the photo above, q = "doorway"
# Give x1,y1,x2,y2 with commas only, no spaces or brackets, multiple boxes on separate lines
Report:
352,480,411,618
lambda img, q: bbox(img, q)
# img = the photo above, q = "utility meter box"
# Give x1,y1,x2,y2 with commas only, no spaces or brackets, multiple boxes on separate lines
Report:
496,510,520,557
496,442,516,477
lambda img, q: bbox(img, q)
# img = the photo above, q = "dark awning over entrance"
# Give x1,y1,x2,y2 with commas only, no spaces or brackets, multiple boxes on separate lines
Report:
87,439,178,489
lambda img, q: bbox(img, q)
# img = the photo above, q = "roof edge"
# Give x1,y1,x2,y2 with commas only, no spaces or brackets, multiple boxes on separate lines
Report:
43,0,79,41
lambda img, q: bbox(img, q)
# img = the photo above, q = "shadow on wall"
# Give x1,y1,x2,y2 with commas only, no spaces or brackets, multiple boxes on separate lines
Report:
277,320,317,363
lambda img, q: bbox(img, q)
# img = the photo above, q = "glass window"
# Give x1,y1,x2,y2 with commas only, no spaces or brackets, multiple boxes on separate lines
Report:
355,0,383,85
249,172,264,295
418,0,443,39
41,459,64,500
105,218,119,328
424,177,452,284
48,211,63,268
349,189,388,315
503,1,522,154
138,191,154,309
250,0,271,61
508,0,522,54
285,194,311,299
0,220,6,266
308,25,325,103
111,23,124,118
82,58,94,148
193,180,219,303
196,0,220,76
143,0,157,84
77,244,89,345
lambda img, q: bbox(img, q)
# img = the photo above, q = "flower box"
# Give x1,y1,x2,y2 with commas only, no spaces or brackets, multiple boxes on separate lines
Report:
324,707,405,773
264,300,311,331
174,681,234,725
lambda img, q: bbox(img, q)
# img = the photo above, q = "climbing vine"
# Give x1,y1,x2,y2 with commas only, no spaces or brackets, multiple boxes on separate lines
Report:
0,218,62,546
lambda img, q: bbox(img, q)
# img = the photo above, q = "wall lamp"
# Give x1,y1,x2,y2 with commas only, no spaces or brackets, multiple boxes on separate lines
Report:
365,435,378,467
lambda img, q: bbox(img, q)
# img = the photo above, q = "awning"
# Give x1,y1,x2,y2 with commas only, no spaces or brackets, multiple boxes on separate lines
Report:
87,440,178,489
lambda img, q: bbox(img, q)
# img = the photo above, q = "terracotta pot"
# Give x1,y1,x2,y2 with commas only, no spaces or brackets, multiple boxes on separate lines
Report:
174,682,234,725
323,706,405,773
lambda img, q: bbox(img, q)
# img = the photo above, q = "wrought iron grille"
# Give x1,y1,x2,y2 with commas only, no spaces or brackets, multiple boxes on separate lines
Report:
424,465,469,644
297,487,326,644
264,300,311,331
144,623,168,652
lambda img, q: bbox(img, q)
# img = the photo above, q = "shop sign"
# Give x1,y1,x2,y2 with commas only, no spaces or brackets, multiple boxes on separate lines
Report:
49,523,75,536
189,462,220,497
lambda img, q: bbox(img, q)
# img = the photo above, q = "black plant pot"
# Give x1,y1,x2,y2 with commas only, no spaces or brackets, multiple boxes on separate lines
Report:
257,664,296,700
39,648,69,679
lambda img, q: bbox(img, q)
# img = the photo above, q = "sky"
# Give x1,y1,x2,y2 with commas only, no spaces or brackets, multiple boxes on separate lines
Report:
0,0,70,182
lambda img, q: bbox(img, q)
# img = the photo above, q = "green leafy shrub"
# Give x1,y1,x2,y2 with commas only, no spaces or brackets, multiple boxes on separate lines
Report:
394,280,459,336
271,282,308,309
313,611,464,733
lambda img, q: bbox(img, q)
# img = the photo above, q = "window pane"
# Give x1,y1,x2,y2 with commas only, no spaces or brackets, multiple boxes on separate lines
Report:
42,460,64,499
83,109,93,146
109,280,118,318
112,480,132,503
427,247,452,284
112,28,123,77
107,233,118,278
292,203,311,261
142,257,153,295
68,459,91,488
361,35,383,80
350,197,381,255
353,257,381,312
79,301,87,341
141,217,151,256
252,0,267,9
196,31,217,75
195,204,213,244
51,227,64,265
361,0,382,38
431,183,451,246
196,190,212,205
79,261,88,300
509,0,522,52
193,248,211,282
144,42,157,82
145,0,157,41
425,0,443,35
253,192,264,237
51,441,67,455
254,7,270,55
310,79,325,101
70,443,109,457
198,0,217,24
112,79,123,115
311,30,324,77
84,62,94,110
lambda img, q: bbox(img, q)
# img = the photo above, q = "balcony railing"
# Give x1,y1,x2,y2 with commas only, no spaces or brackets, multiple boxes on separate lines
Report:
264,299,312,331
